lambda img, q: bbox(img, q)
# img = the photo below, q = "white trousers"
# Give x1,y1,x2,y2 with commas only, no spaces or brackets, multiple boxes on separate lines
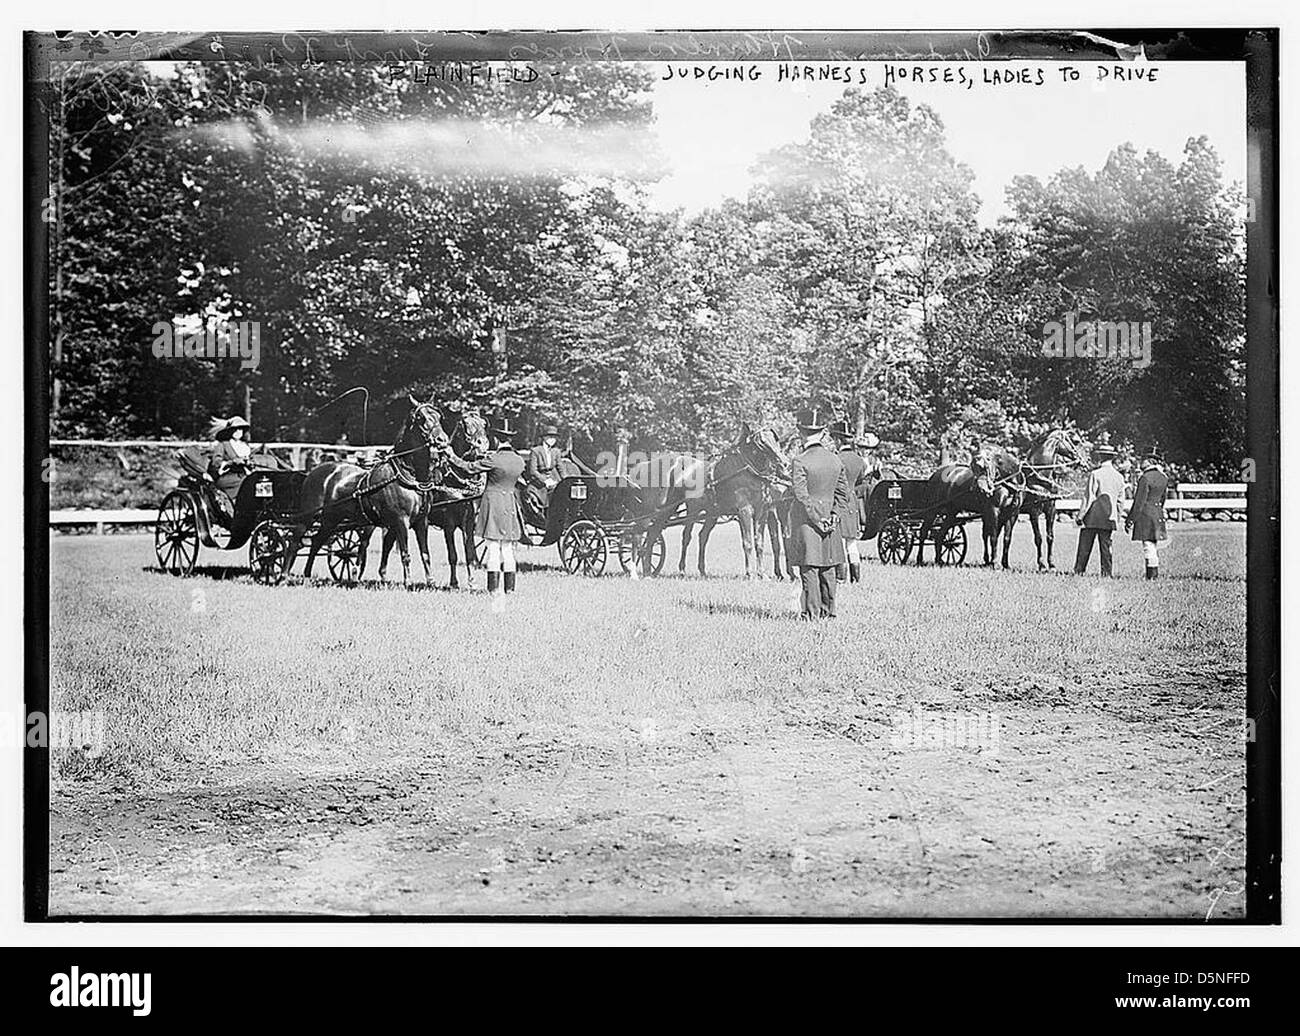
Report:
482,539,517,572
1141,541,1160,565
845,538,860,564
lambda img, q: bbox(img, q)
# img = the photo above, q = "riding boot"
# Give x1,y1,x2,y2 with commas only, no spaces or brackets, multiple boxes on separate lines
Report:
503,572,517,594
486,571,500,594
1145,566,1158,580
849,563,861,584
835,563,848,582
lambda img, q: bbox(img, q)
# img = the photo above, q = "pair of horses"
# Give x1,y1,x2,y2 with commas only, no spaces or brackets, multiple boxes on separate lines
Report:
907,429,1089,570
285,396,489,587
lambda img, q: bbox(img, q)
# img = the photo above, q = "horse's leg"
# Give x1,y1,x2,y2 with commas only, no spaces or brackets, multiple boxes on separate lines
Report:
378,527,394,582
767,510,784,580
440,514,458,589
303,510,340,578
677,516,694,574
1044,500,1057,569
751,504,767,579
1001,509,1017,570
462,505,478,587
391,518,412,586
736,504,756,579
1028,507,1045,570
698,514,720,577
413,512,434,586
914,513,934,566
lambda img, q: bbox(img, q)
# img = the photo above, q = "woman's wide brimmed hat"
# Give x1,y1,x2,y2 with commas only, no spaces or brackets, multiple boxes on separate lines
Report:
855,431,881,449
490,415,519,439
795,407,829,433
541,424,560,437
210,415,250,440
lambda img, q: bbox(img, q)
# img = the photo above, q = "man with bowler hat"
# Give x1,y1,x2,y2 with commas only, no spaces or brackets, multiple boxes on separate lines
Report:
1073,432,1127,577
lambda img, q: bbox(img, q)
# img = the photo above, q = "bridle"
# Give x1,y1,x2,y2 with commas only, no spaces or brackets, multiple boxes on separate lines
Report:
355,403,449,514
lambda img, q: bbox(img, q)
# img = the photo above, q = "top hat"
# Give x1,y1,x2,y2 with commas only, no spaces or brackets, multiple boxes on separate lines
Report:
795,407,829,433
212,415,250,440
541,424,560,437
1138,444,1164,464
829,419,855,441
490,415,519,440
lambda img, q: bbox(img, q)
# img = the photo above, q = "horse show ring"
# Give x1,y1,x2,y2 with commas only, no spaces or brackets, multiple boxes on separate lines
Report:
47,514,1246,917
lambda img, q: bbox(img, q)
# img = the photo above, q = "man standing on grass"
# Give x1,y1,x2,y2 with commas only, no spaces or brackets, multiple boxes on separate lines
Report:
1126,445,1170,579
787,407,850,620
829,419,867,584
445,415,526,598
1073,432,1127,577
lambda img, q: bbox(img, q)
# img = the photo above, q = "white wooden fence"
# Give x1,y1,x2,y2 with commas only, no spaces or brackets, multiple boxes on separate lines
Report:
1056,483,1247,519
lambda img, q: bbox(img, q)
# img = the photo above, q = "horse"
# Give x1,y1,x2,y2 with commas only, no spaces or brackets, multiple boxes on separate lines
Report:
420,405,489,589
635,422,788,579
912,462,985,567
289,395,451,586
1017,428,1089,570
971,447,1024,569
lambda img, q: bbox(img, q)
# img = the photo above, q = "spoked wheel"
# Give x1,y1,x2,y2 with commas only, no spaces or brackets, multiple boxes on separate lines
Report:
559,520,608,577
877,516,912,564
327,526,368,584
249,520,292,585
617,530,667,576
154,491,200,576
935,523,968,566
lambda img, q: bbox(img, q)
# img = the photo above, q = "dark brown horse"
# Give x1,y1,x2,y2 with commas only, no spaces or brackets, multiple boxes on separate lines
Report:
971,447,1024,568
290,395,451,586
1017,428,1089,569
426,405,489,588
636,423,787,578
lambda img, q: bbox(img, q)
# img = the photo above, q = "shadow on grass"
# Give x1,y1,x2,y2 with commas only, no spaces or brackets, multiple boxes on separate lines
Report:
680,598,795,621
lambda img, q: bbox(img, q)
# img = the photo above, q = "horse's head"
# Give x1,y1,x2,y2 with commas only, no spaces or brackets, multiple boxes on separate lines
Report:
1048,428,1089,468
738,421,788,477
403,394,451,472
454,406,490,458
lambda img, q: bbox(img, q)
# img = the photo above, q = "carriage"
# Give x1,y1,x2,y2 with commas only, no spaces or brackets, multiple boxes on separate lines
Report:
152,448,371,585
520,474,669,577
861,476,972,566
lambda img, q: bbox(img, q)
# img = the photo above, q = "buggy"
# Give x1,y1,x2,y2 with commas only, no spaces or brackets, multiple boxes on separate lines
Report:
861,476,972,565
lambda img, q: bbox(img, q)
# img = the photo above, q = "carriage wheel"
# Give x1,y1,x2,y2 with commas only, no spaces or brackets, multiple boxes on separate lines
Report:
935,523,968,566
154,491,200,576
617,530,667,576
877,517,912,564
248,521,291,585
559,520,608,577
327,527,368,584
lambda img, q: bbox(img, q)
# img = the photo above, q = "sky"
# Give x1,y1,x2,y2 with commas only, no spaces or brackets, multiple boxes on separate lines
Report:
644,61,1247,225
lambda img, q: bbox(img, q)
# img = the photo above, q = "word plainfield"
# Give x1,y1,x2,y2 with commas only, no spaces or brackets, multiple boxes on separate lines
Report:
49,968,152,1016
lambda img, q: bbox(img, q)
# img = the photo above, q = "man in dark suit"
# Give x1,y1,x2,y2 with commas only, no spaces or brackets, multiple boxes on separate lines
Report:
446,416,527,596
787,407,850,620
829,419,867,584
1126,446,1169,579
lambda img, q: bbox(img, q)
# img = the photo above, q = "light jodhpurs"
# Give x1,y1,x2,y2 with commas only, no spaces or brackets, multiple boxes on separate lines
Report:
482,538,517,572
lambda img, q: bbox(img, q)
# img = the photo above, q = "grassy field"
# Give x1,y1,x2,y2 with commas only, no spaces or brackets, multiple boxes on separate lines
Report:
47,521,1247,917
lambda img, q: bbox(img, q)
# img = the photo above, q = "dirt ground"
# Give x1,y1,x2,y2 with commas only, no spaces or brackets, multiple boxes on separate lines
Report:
48,525,1247,918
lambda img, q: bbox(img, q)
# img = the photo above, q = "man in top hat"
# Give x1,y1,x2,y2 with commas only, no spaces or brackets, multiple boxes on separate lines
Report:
829,419,868,584
1073,432,1127,577
445,415,527,597
788,407,851,619
1126,445,1169,579
524,423,564,522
